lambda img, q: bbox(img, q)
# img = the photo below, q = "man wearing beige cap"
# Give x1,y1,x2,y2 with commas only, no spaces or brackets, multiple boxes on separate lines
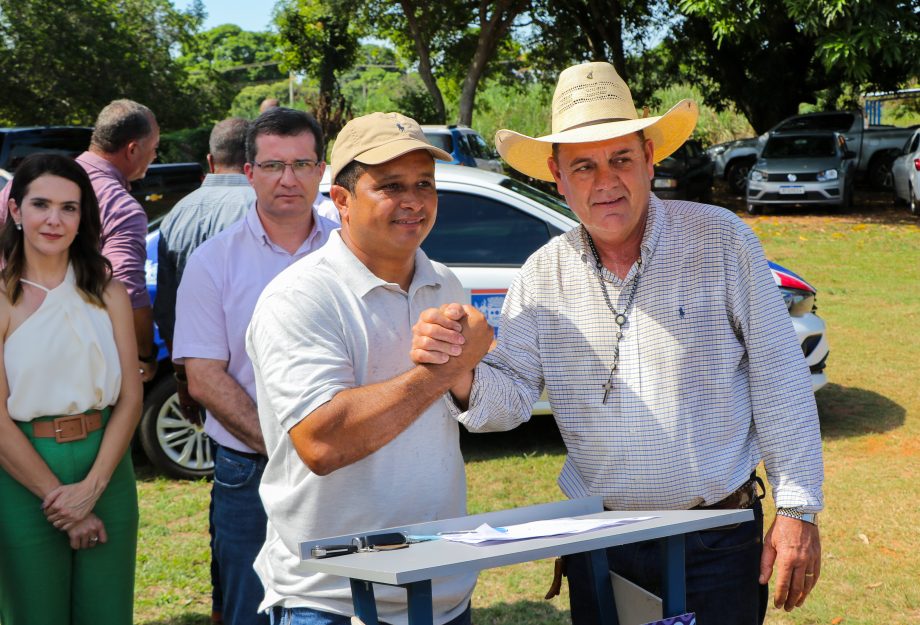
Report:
411,62,823,624
246,112,492,625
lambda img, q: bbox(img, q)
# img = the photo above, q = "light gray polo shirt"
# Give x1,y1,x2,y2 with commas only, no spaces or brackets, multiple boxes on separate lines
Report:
246,230,475,624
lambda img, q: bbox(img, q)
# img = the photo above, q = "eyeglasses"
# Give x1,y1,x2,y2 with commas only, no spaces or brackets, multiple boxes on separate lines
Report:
252,159,320,176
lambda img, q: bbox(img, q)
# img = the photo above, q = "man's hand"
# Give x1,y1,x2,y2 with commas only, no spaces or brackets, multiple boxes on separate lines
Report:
760,515,821,611
139,358,158,383
65,513,108,550
411,303,470,365
175,374,204,426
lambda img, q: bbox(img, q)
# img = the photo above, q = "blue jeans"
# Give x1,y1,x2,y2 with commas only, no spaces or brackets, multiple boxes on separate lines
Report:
269,602,472,625
567,501,767,625
212,445,270,625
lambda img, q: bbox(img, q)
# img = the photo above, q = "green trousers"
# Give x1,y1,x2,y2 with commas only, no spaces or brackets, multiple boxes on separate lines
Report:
0,409,138,625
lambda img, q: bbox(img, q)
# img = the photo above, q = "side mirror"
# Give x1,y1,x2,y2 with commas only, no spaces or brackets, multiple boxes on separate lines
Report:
844,150,857,160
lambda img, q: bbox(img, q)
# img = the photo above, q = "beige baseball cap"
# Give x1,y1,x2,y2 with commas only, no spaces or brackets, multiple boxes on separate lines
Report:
329,112,452,183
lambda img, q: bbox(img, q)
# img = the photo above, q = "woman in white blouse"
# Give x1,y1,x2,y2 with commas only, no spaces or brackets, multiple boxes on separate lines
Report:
0,153,142,625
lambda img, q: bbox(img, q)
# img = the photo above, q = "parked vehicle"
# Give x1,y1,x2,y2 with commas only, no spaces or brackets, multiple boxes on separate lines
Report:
768,111,915,189
130,162,204,227
707,110,915,194
891,128,920,216
0,126,93,171
707,137,760,195
746,131,857,214
652,139,714,202
421,125,503,173
0,168,10,190
141,164,829,478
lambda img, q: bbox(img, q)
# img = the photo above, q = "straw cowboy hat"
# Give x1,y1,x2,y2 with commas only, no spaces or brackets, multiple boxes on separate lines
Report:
495,61,699,181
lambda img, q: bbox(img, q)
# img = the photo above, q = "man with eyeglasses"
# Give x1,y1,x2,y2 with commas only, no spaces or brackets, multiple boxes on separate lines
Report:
173,107,339,625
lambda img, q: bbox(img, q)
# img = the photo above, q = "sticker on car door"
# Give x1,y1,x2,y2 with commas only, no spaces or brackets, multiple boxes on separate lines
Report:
470,289,507,337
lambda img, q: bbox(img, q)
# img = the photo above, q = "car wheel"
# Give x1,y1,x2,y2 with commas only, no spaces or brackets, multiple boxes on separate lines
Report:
726,161,752,195
911,184,918,216
841,184,853,210
746,202,760,215
139,374,214,479
868,154,895,190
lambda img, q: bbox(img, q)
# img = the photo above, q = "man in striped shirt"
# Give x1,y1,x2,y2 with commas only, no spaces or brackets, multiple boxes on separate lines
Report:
411,62,823,625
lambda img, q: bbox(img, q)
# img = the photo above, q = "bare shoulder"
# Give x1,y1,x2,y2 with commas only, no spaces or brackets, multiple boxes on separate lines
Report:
102,278,131,312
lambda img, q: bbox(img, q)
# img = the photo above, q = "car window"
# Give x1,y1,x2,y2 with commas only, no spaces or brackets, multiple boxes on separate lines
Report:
465,132,495,159
422,191,554,265
762,135,837,158
423,132,453,155
498,178,578,222
909,132,920,154
774,113,856,133
3,129,92,170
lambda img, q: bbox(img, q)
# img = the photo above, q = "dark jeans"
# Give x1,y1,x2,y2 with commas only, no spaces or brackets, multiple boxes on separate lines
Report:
212,444,270,625
269,602,472,625
567,501,768,625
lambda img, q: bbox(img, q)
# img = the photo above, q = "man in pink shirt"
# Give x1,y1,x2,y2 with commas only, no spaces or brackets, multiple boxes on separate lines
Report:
0,100,159,381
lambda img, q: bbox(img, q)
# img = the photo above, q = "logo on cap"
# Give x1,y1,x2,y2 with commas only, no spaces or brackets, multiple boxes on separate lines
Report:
396,122,405,132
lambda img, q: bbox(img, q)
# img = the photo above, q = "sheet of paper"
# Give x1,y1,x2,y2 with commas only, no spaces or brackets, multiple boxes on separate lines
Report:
440,516,657,545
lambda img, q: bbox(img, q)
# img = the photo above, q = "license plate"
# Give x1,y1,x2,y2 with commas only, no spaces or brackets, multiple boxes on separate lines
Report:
779,185,805,195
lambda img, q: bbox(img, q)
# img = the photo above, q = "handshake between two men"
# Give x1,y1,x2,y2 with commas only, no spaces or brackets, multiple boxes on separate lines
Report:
411,303,492,408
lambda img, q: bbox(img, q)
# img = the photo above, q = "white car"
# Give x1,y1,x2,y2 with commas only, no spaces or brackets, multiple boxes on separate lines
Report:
322,165,829,400
143,164,829,478
892,128,920,216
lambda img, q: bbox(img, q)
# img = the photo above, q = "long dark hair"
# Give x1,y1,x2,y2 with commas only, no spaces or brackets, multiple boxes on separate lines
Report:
1,153,112,306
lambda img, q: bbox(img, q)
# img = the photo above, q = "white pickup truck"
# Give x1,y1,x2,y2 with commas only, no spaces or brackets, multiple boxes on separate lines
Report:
708,111,916,192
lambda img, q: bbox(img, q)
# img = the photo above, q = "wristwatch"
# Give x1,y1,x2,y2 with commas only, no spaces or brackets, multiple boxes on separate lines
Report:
776,507,818,525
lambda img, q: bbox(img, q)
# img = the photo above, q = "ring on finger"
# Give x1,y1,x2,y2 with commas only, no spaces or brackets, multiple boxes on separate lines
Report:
89,535,99,544
804,572,815,577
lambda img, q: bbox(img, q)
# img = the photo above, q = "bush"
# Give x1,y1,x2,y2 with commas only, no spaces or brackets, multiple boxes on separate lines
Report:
158,127,211,166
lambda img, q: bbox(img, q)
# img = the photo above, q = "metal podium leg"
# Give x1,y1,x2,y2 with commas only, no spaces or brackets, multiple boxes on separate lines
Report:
660,535,686,616
350,579,380,625
404,580,434,625
588,549,619,625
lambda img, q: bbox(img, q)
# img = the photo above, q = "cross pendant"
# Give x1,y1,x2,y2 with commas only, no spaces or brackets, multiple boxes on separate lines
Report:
602,380,613,404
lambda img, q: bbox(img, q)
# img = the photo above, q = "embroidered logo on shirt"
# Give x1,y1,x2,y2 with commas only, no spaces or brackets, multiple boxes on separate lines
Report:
679,306,685,319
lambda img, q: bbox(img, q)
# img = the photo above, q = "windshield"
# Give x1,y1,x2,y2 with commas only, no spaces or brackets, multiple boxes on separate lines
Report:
762,135,837,159
499,178,577,221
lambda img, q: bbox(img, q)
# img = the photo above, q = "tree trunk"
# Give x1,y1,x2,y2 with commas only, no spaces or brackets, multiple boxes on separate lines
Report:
400,1,446,123
457,0,526,126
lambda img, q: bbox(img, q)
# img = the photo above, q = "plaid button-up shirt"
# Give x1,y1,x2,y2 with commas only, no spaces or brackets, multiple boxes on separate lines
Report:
460,195,824,512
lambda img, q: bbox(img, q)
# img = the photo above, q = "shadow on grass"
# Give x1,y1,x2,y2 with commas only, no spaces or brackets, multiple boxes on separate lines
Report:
473,599,570,625
138,614,210,625
816,382,906,439
460,417,565,462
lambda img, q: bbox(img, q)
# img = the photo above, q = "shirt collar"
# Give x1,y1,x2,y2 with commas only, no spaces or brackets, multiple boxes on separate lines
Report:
326,230,441,299
245,203,334,256
76,151,128,188
202,173,250,187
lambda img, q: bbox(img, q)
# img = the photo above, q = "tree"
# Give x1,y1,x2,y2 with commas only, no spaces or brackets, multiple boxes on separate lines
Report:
274,0,361,139
674,0,920,132
177,25,284,121
0,0,204,128
359,1,527,126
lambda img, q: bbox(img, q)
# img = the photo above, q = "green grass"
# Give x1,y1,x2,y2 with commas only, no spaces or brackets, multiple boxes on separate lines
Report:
135,189,920,624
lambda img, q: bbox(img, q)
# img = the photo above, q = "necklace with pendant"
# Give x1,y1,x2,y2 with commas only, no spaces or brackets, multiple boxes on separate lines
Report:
582,226,642,404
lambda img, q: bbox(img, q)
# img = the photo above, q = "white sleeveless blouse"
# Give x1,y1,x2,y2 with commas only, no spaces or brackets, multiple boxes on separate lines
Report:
5,265,121,422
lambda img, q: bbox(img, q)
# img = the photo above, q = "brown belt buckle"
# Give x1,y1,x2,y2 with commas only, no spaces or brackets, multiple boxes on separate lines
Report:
54,415,88,443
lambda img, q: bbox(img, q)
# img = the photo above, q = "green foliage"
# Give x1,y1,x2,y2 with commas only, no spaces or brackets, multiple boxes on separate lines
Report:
674,0,920,132
275,0,362,137
157,127,212,166
176,24,285,122
653,84,755,145
0,0,205,129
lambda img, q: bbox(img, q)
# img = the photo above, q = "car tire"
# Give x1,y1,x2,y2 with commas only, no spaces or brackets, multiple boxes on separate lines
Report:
726,161,752,195
139,375,214,480
746,202,760,215
911,183,918,216
841,183,853,210
868,154,895,190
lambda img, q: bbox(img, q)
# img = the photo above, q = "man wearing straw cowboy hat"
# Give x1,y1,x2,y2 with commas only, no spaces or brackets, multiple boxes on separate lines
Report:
410,61,823,624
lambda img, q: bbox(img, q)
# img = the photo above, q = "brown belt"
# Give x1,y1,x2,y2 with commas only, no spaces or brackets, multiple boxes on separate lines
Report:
693,475,765,510
31,411,103,443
